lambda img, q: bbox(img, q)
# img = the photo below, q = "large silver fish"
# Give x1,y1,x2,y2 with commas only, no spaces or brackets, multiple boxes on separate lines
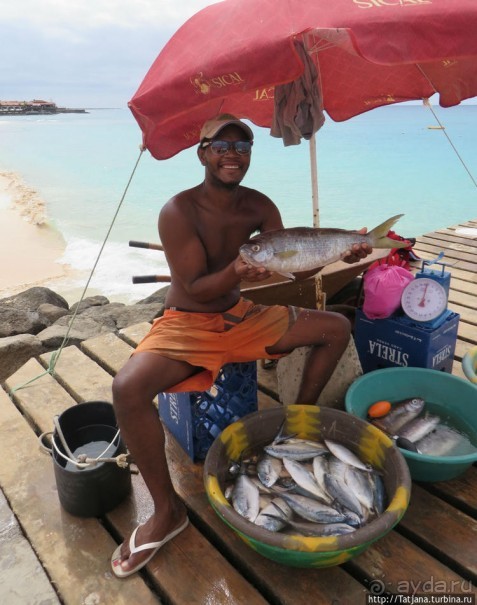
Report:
397,413,441,443
239,214,408,278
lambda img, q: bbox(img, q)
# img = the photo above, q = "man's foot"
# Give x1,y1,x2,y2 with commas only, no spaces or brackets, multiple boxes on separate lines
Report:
111,510,188,578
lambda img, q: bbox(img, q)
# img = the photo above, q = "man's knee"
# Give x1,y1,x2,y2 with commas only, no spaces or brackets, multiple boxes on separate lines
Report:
328,311,352,344
112,367,136,405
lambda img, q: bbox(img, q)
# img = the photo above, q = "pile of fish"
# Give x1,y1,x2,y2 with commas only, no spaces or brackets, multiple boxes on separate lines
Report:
224,433,387,537
369,397,476,457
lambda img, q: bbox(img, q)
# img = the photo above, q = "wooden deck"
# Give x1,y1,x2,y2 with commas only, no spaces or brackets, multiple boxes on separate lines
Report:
1,219,476,605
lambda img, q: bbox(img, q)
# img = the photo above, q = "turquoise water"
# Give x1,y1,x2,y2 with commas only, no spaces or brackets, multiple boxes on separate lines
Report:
1,104,476,301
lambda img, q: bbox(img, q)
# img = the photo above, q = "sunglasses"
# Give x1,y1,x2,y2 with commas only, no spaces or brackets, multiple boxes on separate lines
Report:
201,140,253,155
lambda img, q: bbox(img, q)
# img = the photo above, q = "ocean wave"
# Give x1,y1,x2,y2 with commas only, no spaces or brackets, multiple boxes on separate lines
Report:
0,171,47,225
56,236,171,303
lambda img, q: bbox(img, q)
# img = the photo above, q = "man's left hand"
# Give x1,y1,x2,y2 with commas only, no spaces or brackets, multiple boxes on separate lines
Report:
342,228,373,264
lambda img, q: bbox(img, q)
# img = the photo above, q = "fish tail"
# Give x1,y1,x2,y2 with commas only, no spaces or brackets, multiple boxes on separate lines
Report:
368,214,408,249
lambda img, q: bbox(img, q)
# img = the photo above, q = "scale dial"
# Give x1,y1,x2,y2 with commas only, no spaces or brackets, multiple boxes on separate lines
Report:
401,277,448,322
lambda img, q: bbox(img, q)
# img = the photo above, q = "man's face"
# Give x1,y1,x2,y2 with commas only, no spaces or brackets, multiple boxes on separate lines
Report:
198,124,252,188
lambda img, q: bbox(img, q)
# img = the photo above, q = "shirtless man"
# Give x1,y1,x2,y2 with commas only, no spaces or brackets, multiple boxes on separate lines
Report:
110,114,371,577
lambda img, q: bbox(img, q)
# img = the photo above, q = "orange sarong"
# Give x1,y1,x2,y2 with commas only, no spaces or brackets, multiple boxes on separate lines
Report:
133,297,293,393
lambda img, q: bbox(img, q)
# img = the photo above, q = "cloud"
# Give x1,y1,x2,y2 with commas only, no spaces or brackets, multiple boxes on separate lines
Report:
0,0,223,107
1,0,222,29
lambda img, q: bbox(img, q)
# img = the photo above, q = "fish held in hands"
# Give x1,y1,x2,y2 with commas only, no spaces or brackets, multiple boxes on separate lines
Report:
239,214,408,278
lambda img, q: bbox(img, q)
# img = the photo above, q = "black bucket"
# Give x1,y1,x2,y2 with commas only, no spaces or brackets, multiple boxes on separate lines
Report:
52,401,131,517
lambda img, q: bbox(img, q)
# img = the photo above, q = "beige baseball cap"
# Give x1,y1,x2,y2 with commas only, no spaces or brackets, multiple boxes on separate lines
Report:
199,113,254,142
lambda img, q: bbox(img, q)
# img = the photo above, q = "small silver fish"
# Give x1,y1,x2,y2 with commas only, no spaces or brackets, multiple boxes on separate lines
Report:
324,473,364,519
371,474,387,515
264,438,328,461
239,215,407,279
344,466,375,513
254,498,292,532
372,397,426,435
232,474,260,522
264,515,355,537
324,440,372,472
278,493,349,524
282,458,331,503
257,453,283,488
312,455,329,491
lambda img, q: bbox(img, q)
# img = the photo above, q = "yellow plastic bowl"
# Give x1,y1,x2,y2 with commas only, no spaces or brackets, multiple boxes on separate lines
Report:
204,405,411,568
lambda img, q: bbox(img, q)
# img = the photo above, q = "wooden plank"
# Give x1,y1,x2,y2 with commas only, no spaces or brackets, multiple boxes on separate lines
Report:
426,230,477,250
451,277,477,297
119,321,151,347
423,466,477,518
5,358,76,432
457,321,477,343
448,289,477,310
0,387,160,605
39,346,114,403
0,490,61,605
413,242,477,273
347,530,476,597
398,485,477,583
446,303,477,326
81,331,133,375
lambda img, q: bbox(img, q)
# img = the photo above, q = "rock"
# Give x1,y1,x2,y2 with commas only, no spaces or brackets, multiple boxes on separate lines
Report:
0,334,43,381
73,303,126,327
37,319,114,349
0,285,166,380
71,302,163,330
69,295,110,314
0,307,45,337
136,286,169,305
0,287,69,312
37,303,70,325
114,303,164,329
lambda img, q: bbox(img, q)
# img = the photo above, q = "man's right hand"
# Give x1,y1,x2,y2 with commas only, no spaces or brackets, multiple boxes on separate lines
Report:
235,257,272,282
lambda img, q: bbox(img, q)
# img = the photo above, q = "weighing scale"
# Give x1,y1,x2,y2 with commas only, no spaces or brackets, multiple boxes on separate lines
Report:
400,255,452,329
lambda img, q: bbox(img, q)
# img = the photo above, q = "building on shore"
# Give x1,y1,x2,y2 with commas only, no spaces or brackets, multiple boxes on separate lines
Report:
0,99,87,115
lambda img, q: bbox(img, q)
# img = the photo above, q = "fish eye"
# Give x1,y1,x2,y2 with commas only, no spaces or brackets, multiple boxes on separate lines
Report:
251,244,260,252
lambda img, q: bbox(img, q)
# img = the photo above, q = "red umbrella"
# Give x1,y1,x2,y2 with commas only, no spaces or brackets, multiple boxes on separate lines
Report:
129,0,477,163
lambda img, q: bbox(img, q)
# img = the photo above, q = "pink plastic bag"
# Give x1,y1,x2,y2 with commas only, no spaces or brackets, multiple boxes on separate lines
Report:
362,264,414,319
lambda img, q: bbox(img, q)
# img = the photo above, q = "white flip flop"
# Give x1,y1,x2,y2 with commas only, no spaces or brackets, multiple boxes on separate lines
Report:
111,517,189,578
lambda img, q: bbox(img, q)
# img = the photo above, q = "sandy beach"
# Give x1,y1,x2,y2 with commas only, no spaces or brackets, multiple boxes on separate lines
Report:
0,172,70,298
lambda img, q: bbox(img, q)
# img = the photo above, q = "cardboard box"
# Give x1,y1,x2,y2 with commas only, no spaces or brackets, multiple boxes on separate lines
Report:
354,309,460,374
158,362,257,460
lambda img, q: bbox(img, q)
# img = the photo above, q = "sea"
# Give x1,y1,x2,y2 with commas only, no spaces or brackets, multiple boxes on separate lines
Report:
1,103,476,303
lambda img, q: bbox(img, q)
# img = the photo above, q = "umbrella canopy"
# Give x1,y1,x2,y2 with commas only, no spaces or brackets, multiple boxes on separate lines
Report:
129,0,477,161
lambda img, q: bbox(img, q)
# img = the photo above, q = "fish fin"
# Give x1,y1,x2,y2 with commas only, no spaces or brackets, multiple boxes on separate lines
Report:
276,250,299,259
368,214,409,249
276,271,296,280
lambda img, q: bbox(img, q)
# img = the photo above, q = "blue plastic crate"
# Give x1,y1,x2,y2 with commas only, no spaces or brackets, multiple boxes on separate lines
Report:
354,309,459,374
158,362,258,460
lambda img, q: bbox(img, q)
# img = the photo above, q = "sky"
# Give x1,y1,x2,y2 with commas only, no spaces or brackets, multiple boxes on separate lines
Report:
1,0,223,108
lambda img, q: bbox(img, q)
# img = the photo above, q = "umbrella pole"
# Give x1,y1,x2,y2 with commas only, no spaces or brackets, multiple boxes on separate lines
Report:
310,134,319,228
309,135,326,311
